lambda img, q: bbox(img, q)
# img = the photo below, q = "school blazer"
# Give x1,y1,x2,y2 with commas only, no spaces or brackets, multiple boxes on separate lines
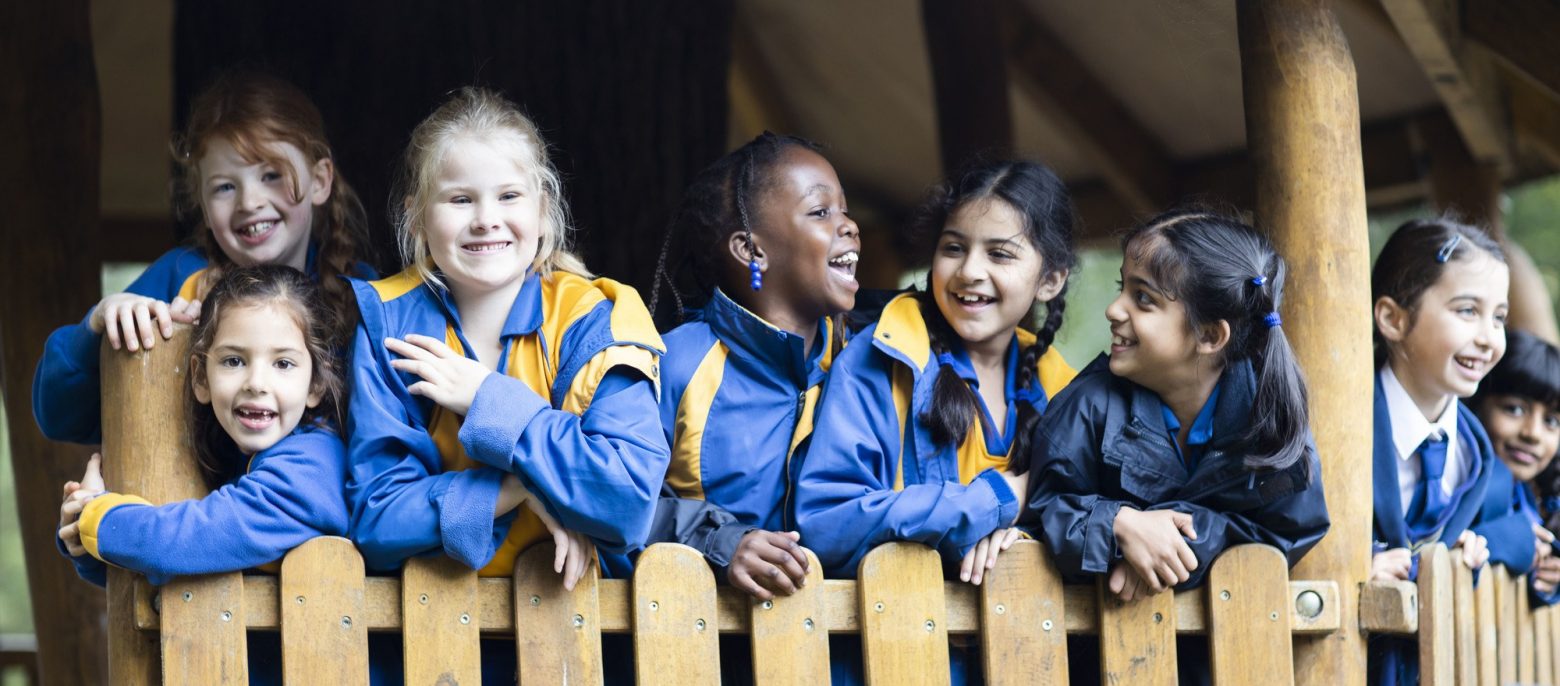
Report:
345,267,669,576
1024,354,1330,590
1371,377,1492,560
793,293,1076,577
62,425,348,587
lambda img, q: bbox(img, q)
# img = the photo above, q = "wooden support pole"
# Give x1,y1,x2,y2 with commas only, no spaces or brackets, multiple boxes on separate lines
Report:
1237,2,1372,685
100,326,206,684
0,0,110,683
919,0,1012,174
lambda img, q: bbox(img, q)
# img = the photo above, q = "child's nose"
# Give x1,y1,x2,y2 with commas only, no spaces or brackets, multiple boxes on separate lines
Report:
1104,293,1128,323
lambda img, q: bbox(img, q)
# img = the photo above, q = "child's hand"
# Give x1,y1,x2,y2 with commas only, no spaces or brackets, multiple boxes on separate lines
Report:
168,297,202,325
1534,524,1555,568
1454,531,1490,570
1112,508,1198,593
58,454,106,557
727,530,810,601
496,474,529,517
959,527,1022,586
90,293,177,351
524,496,593,591
1535,555,1560,595
1107,561,1153,601
386,335,492,416
1369,547,1412,581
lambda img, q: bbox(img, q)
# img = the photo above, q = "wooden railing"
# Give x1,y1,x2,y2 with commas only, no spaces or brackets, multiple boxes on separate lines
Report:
126,539,1340,684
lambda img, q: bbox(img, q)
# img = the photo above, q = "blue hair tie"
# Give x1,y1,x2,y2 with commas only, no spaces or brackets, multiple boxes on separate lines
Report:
1251,275,1267,287
1263,312,1282,329
1545,496,1560,514
1435,234,1462,263
936,351,957,367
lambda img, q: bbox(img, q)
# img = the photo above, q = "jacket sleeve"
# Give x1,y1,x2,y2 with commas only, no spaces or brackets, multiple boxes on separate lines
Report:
32,248,200,444
457,360,669,553
78,431,350,586
1144,455,1330,589
1023,403,1123,578
1473,509,1540,576
793,342,1018,577
645,484,756,577
56,532,107,587
346,323,509,571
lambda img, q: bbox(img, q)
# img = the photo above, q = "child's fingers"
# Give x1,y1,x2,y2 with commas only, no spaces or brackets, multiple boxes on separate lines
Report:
133,301,156,350
1171,511,1197,540
62,481,79,498
971,537,993,585
384,337,437,363
151,300,173,339
1000,527,1021,550
401,334,457,358
758,543,808,587
1538,525,1556,544
731,569,774,602
562,543,584,592
82,454,104,491
551,530,570,574
1176,540,1199,574
959,544,980,583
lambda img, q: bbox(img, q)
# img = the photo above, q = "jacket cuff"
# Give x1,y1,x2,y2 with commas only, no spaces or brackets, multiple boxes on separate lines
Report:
432,468,506,570
62,323,103,373
975,469,1020,528
460,373,549,470
1081,499,1126,574
705,522,760,577
79,493,152,563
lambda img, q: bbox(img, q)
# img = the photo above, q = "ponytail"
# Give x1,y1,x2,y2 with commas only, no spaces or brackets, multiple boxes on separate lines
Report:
1242,259,1310,474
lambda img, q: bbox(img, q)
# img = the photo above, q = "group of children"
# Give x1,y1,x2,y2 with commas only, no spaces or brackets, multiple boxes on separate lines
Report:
35,72,1560,685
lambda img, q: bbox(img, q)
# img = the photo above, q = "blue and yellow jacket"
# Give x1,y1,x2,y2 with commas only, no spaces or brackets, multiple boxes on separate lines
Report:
345,267,670,576
1023,354,1330,589
32,244,374,444
61,424,348,587
638,289,836,575
793,293,1076,577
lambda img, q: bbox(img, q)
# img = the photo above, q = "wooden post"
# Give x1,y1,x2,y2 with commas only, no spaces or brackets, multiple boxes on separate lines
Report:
99,326,206,684
0,0,110,683
1237,2,1372,685
920,0,1012,174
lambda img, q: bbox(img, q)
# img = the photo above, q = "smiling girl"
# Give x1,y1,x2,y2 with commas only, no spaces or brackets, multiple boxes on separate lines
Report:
33,72,373,445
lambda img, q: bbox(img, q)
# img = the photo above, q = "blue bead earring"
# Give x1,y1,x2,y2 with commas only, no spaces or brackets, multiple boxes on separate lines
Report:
749,258,763,291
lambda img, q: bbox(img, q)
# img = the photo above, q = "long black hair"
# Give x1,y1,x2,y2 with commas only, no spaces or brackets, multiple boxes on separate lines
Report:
650,131,823,326
1371,216,1506,367
1120,209,1310,473
912,159,1077,472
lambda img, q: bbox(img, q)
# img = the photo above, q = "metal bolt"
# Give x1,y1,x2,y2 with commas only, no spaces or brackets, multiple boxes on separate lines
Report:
573,614,585,629
695,619,707,632
762,600,774,610
530,595,541,607
649,601,660,612
1295,590,1324,619
220,611,232,622
419,594,429,605
1152,612,1163,624
1270,612,1279,621
994,604,1006,615
874,602,885,613
803,618,815,632
459,613,471,625
341,616,352,629
182,592,193,602
924,620,936,632
1042,620,1053,632
1220,590,1232,601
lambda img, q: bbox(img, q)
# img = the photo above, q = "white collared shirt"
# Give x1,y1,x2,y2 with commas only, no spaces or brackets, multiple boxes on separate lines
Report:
1381,364,1468,515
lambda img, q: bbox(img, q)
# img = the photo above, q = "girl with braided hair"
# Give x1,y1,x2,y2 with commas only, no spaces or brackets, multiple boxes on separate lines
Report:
795,159,1078,584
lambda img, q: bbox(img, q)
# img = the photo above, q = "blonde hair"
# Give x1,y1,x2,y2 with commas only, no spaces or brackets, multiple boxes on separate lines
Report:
393,87,590,288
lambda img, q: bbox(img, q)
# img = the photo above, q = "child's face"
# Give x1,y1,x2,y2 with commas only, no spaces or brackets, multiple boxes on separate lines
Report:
1479,394,1560,482
193,303,321,455
422,136,542,298
198,137,331,271
929,199,1064,360
1104,252,1203,396
747,147,860,318
1382,250,1509,408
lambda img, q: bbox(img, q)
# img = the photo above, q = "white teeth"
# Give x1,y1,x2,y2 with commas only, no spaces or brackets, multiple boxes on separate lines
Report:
465,242,509,252
1112,334,1133,347
955,293,990,304
238,221,275,237
828,251,859,267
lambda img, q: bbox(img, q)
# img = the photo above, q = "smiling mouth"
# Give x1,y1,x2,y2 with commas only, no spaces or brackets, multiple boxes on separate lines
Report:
234,220,278,244
953,292,994,306
463,241,512,253
1454,355,1489,374
235,406,277,430
828,251,859,277
1505,444,1540,465
1111,332,1137,349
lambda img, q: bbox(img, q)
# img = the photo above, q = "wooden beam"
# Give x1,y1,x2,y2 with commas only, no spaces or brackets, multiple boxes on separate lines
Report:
1379,0,1512,173
1464,0,1560,101
1510,72,1560,170
999,3,1175,215
0,0,111,684
1238,3,1373,686
100,216,178,264
919,0,1012,173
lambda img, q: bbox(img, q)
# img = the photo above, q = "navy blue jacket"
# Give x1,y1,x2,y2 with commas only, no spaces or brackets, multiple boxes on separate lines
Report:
1023,354,1329,590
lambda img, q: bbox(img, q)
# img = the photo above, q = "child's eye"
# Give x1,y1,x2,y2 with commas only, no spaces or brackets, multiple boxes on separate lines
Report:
500,191,521,202
261,170,283,183
1545,414,1560,431
450,195,471,205
1495,311,1509,327
809,207,831,219
275,358,297,371
219,356,244,368
211,182,235,195
939,242,965,256
989,250,1016,262
1502,402,1526,417
1135,290,1155,308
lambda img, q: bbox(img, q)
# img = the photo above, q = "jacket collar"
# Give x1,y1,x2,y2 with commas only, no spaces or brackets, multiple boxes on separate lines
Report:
428,270,545,340
699,288,831,385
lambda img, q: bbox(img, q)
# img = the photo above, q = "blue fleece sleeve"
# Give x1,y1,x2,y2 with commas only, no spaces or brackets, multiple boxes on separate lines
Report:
346,323,507,572
793,340,1016,578
32,248,206,444
90,430,349,586
1474,509,1540,576
457,365,669,553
